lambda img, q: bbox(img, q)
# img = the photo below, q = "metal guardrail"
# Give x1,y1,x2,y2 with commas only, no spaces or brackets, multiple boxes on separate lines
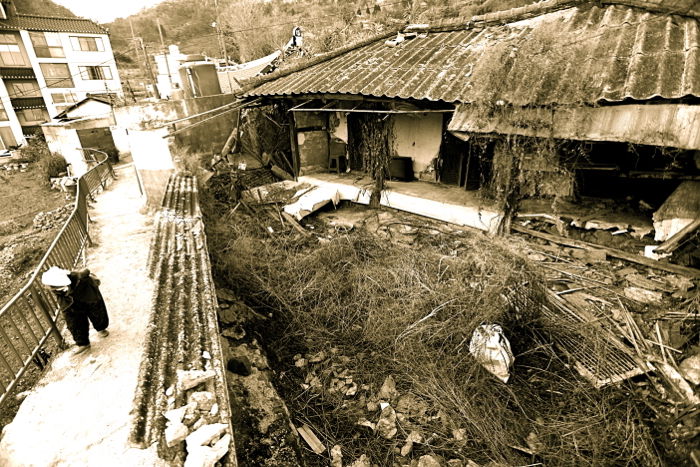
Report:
0,149,114,410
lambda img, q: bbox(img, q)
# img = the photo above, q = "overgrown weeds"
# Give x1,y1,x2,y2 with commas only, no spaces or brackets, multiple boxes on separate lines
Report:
202,188,660,466
15,137,67,183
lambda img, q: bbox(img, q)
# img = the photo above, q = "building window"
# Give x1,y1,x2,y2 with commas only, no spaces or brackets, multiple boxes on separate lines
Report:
8,81,41,98
29,32,65,58
0,127,17,149
51,91,76,104
39,63,74,88
0,33,26,66
70,36,104,52
17,108,49,125
79,65,112,80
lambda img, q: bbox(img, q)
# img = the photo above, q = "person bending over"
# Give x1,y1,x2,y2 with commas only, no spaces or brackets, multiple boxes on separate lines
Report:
41,266,109,354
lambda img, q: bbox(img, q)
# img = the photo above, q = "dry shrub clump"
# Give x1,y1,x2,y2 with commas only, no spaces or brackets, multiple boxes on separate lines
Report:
204,199,659,466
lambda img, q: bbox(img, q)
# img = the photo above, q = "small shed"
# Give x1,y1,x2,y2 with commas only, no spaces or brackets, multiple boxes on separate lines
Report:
42,97,128,175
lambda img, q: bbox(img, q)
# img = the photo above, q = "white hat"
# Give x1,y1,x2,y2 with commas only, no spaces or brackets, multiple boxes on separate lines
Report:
41,266,71,287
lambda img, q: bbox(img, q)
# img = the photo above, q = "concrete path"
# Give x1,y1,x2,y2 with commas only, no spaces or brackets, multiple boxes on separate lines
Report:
0,163,167,466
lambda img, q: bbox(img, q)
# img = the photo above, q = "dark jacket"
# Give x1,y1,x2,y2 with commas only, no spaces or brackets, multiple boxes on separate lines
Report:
57,269,103,309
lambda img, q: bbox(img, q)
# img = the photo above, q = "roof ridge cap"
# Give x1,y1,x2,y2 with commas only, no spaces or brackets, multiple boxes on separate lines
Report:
16,13,93,21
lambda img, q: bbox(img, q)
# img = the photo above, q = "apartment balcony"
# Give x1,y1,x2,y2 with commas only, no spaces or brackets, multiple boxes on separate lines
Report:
10,97,46,110
0,67,35,79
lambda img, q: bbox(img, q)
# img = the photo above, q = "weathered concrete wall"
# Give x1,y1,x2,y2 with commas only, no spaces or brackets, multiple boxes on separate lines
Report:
294,112,328,175
42,125,87,176
114,94,238,155
392,114,443,174
297,130,328,174
128,128,175,207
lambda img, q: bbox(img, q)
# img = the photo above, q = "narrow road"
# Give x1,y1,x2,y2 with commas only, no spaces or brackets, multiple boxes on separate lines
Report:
0,163,167,466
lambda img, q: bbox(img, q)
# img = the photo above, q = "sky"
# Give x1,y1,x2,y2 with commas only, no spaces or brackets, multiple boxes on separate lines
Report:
53,0,167,23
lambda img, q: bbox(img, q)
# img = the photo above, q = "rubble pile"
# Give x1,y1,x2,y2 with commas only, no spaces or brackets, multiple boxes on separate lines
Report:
32,205,72,231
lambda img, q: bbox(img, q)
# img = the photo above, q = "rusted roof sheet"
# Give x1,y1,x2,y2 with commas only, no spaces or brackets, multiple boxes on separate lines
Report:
0,14,107,35
248,3,700,106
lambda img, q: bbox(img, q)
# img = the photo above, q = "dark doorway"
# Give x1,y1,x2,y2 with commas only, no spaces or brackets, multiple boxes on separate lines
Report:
77,127,119,163
439,133,488,190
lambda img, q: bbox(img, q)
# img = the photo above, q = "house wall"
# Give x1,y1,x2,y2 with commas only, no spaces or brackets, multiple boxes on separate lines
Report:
41,124,86,175
294,111,328,174
391,113,443,175
20,30,122,119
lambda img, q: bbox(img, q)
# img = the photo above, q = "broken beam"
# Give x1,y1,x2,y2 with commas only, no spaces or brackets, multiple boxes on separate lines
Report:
512,224,700,278
655,218,700,254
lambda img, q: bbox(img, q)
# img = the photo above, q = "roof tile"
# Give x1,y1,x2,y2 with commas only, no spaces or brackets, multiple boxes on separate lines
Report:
0,14,106,35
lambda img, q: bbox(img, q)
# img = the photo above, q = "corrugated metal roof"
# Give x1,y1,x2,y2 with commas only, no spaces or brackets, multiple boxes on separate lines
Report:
0,14,106,35
248,3,700,106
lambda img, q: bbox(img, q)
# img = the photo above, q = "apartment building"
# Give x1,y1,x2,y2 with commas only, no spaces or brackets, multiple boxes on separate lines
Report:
0,0,122,148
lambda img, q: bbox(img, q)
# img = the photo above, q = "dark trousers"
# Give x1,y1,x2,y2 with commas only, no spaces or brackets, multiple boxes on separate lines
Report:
63,300,109,346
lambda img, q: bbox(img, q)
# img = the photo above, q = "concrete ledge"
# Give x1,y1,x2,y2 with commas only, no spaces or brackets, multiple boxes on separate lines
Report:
289,175,503,235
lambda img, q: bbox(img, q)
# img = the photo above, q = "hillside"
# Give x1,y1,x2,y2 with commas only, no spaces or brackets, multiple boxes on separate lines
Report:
106,0,540,67
14,0,76,17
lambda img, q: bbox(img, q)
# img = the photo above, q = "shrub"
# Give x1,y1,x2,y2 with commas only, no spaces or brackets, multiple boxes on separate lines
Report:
39,153,68,181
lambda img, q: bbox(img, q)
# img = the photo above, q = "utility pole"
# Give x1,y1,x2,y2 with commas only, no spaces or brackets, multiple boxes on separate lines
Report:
157,18,173,96
214,0,228,64
129,18,157,99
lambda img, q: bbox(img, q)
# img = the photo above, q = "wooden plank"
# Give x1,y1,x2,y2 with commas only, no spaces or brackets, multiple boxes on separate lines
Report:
296,424,325,454
512,224,700,278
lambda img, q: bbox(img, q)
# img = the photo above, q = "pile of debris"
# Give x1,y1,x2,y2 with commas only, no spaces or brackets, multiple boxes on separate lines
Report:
32,205,71,230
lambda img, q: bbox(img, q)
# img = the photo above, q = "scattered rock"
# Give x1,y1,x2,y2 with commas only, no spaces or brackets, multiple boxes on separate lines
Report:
216,288,237,302
185,423,228,450
345,382,358,396
376,405,398,439
185,433,231,467
178,369,216,391
418,454,442,467
221,324,246,340
624,287,663,304
308,351,327,363
164,403,196,424
396,393,428,417
377,375,398,401
679,354,700,386
348,454,371,467
356,418,376,430
400,430,423,456
331,444,343,467
165,421,189,447
32,205,72,230
189,391,216,412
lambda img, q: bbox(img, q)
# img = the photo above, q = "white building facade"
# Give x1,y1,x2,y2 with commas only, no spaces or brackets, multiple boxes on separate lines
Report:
0,0,122,148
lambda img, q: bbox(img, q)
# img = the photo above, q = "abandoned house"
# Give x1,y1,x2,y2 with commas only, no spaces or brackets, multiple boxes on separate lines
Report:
236,0,700,267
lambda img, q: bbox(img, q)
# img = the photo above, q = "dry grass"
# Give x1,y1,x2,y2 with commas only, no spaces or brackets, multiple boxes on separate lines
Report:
202,187,660,466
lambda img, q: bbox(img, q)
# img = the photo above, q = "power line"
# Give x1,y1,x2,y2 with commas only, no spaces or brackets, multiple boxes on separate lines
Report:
6,45,140,100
